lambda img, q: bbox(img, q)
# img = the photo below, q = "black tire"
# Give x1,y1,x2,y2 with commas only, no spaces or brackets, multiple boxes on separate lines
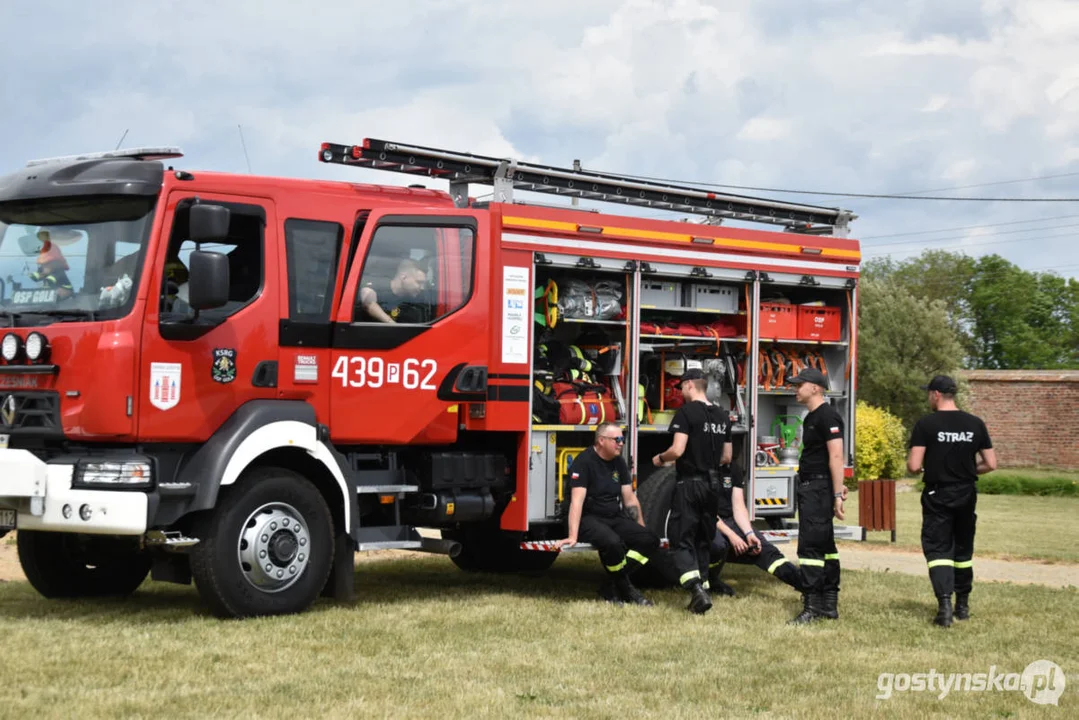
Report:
190,467,335,619
17,530,151,598
444,527,558,574
631,466,679,588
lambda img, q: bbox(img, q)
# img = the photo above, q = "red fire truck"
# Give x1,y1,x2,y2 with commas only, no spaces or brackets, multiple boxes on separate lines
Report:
0,139,863,617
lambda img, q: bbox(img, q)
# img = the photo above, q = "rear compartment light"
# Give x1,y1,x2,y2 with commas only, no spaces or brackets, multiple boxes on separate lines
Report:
25,332,49,362
351,145,363,159
1,333,22,363
74,461,153,489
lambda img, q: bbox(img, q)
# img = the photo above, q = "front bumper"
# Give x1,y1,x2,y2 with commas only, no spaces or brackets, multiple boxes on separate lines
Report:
0,449,148,535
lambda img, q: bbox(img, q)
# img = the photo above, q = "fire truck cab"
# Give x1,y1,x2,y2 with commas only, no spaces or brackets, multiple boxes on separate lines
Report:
0,140,862,618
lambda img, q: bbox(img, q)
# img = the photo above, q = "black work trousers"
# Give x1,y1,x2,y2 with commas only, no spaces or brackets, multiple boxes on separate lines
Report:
796,473,840,594
710,518,803,592
578,512,673,581
921,484,977,598
668,474,719,589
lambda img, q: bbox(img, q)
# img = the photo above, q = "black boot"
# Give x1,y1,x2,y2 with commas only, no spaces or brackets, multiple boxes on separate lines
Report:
709,579,737,597
934,596,954,627
788,592,823,624
597,578,623,606
707,565,737,597
820,590,839,619
687,582,713,614
614,571,653,606
955,593,969,620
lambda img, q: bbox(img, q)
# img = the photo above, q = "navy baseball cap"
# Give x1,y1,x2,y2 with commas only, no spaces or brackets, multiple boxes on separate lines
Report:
681,368,705,381
786,367,829,390
921,375,958,393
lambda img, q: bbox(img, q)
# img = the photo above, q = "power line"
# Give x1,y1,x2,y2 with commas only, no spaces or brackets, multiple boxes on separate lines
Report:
587,168,1079,202
862,221,1079,250
860,213,1079,240
884,171,1079,196
864,229,1079,257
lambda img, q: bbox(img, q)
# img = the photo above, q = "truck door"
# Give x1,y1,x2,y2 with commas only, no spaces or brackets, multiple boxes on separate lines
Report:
329,209,489,445
138,193,280,441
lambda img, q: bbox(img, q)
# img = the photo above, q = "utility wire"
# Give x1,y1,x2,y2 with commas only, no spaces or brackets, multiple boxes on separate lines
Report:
860,213,1079,240
586,167,1079,202
862,222,1079,250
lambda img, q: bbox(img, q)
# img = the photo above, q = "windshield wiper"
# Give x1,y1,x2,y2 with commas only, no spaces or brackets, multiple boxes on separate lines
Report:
44,309,97,322
0,311,21,328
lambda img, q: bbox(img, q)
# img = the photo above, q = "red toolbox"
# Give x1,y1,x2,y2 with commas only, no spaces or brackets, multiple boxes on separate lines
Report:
760,302,797,339
797,305,841,341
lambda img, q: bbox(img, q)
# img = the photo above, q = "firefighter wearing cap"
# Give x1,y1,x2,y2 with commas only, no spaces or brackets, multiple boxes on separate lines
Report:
907,375,997,627
786,366,846,624
653,367,732,614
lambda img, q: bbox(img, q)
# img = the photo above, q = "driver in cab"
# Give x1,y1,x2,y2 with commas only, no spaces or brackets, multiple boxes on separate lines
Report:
358,257,431,324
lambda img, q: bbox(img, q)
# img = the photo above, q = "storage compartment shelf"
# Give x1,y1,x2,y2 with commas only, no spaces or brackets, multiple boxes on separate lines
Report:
532,424,625,432
758,389,845,397
640,306,746,315
561,318,627,326
760,337,848,346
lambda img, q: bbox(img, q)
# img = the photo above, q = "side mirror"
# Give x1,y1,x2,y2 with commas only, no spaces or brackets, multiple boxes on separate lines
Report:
190,204,230,241
187,250,230,309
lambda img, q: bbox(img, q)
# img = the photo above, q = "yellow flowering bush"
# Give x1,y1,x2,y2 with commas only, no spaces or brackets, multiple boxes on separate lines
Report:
853,400,907,485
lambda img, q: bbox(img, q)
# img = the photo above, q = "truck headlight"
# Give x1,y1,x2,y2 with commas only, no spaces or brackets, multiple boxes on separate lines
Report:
74,461,153,489
25,332,49,362
1,333,21,363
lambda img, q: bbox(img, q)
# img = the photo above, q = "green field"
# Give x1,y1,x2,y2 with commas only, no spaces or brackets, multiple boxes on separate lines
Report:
843,488,1079,564
0,552,1076,719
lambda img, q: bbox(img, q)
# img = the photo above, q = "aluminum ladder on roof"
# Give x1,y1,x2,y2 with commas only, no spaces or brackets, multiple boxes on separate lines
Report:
317,138,857,237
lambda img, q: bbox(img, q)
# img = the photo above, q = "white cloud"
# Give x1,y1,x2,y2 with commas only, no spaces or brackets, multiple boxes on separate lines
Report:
0,0,1077,279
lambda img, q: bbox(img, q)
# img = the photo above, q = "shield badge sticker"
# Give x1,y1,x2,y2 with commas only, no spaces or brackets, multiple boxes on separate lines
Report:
150,362,182,411
212,348,237,384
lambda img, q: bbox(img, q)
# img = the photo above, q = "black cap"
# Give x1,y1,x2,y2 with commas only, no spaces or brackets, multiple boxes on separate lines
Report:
921,375,958,393
786,367,829,390
681,368,705,381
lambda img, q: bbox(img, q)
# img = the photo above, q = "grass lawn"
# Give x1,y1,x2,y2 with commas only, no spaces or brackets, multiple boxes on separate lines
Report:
0,554,1076,719
841,489,1079,564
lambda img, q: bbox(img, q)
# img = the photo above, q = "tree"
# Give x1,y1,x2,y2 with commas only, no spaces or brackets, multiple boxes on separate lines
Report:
864,249,1079,371
967,254,1079,369
857,275,966,428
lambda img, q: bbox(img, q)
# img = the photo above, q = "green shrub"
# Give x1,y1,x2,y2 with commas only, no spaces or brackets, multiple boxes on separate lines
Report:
977,473,1079,497
853,401,907,486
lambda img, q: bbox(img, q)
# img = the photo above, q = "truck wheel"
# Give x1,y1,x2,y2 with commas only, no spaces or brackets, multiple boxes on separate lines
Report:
190,467,334,619
444,527,558,574
17,531,151,598
631,466,679,588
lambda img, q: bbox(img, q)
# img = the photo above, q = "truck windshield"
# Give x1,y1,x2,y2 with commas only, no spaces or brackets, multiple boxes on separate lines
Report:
0,196,156,325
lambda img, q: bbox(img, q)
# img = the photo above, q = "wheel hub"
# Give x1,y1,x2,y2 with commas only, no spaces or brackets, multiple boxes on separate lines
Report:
237,502,310,593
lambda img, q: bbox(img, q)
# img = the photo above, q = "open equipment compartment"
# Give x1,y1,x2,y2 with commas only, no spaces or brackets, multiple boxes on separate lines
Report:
527,251,635,523
749,271,856,528
633,261,753,488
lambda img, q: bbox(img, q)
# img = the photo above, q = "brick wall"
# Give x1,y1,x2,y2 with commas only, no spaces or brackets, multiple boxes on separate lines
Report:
958,370,1079,470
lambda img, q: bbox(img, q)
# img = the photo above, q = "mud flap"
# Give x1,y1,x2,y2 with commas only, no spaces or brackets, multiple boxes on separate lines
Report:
321,531,356,602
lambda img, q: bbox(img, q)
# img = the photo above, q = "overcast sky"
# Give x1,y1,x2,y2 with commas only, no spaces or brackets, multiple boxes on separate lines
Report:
2,0,1077,279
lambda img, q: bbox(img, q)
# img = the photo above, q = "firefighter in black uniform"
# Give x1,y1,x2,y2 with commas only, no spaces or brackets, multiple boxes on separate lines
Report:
907,375,997,627
653,368,732,614
707,462,805,596
786,367,846,624
558,422,675,606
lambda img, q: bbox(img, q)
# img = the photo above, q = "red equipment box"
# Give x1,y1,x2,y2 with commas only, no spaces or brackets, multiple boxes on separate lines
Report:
797,305,841,341
759,302,797,339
